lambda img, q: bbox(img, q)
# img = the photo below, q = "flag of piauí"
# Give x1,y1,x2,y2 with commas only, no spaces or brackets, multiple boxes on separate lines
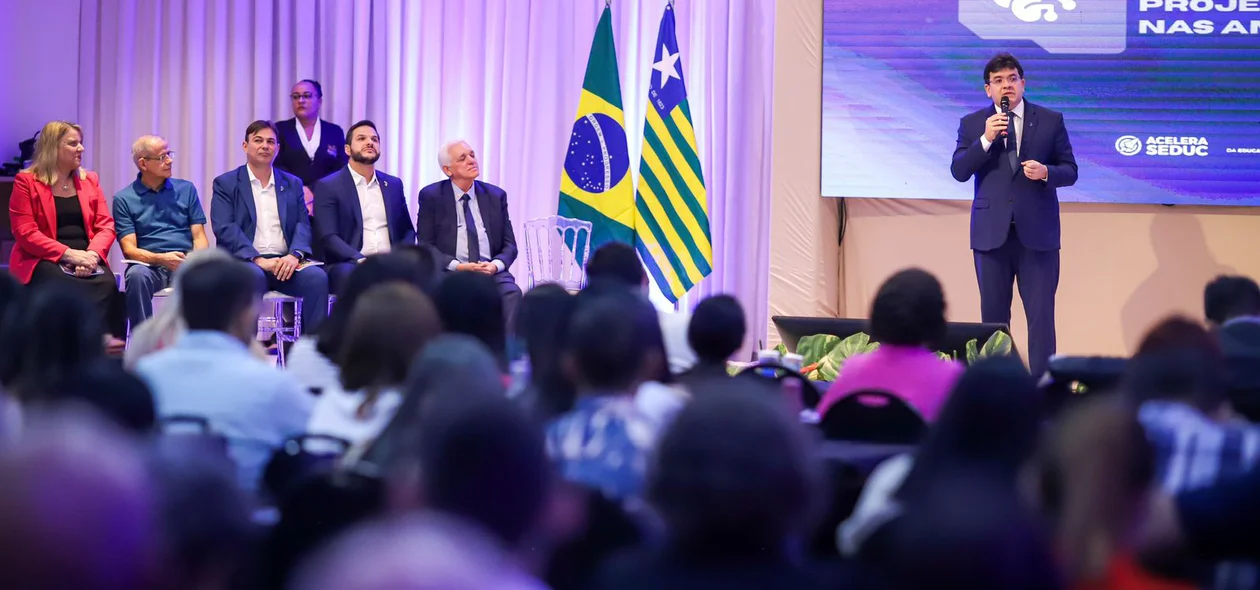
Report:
634,3,712,303
558,5,634,256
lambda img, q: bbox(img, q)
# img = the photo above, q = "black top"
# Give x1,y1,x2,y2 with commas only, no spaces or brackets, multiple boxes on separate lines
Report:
54,194,89,250
274,118,348,186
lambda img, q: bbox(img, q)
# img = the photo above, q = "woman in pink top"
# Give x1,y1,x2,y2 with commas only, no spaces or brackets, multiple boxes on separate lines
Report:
818,268,965,422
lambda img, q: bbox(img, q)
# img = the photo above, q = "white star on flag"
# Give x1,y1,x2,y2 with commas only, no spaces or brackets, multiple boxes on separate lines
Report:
652,47,681,89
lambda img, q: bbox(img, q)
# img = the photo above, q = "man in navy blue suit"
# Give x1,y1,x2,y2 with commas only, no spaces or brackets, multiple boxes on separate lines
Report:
416,139,522,330
211,120,329,333
311,120,416,294
951,53,1078,378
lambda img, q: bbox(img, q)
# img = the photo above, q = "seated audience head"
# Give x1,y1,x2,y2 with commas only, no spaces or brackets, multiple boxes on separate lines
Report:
3,283,103,402
565,288,663,394
318,251,436,359
41,358,157,435
179,258,265,343
366,334,504,473
515,283,579,418
434,271,506,365
290,513,532,590
585,242,647,291
880,476,1060,590
869,267,947,348
124,248,237,369
1124,315,1225,412
290,79,323,120
130,134,173,181
389,244,438,293
649,380,819,556
1204,275,1260,326
438,139,480,185
0,410,158,590
24,120,85,186
338,283,442,415
242,119,279,167
687,294,746,365
147,443,253,590
1039,396,1153,584
345,120,380,165
416,389,549,549
896,355,1042,505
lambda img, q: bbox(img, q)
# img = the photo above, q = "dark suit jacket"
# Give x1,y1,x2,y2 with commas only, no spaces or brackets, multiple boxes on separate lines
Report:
950,101,1078,252
415,179,517,275
311,166,416,263
274,118,349,187
210,165,312,261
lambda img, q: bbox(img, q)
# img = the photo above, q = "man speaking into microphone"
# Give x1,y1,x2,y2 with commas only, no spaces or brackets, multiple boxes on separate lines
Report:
950,52,1078,378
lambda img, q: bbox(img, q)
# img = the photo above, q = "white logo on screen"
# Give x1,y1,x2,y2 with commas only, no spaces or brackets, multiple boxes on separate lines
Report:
994,0,1078,22
1115,136,1143,156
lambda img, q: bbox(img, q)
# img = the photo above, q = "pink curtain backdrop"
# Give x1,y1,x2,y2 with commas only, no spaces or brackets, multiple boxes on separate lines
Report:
75,0,775,353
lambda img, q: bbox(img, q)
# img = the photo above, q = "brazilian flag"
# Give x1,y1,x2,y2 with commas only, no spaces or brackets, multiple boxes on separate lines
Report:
558,5,634,258
633,4,713,303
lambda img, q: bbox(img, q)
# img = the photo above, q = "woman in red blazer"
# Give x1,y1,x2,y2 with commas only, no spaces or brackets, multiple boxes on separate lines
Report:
8,121,123,338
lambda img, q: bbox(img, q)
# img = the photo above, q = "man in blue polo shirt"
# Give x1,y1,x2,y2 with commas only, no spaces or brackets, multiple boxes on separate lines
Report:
113,135,209,327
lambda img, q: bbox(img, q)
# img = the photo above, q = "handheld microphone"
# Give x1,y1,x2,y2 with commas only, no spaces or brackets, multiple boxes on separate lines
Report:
1000,96,1011,137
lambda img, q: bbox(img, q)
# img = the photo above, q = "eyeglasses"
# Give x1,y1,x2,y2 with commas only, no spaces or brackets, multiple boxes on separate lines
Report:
290,92,316,100
987,75,1022,86
140,151,175,162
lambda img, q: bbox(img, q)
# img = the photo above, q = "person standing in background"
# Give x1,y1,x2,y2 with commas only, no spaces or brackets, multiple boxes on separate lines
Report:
275,80,348,217
950,52,1078,378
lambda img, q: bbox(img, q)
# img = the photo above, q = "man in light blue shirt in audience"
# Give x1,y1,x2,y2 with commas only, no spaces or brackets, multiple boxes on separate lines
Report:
136,257,312,493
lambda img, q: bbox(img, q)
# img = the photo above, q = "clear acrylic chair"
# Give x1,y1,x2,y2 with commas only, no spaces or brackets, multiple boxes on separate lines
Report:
257,292,303,367
522,215,593,292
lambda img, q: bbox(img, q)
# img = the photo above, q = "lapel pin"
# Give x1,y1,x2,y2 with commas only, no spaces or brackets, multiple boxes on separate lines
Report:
382,179,388,188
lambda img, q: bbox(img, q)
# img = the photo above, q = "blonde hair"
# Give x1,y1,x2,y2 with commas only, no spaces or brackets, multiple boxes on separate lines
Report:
23,121,87,187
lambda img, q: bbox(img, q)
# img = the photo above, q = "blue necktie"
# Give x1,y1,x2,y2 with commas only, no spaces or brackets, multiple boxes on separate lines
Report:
461,194,480,263
1006,113,1020,173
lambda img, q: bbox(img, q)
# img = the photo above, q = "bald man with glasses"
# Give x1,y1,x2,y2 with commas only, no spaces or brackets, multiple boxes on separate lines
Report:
113,135,209,327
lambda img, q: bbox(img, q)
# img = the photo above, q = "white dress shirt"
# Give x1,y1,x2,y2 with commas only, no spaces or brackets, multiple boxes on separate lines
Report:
247,166,288,256
349,166,391,256
448,181,504,273
980,98,1024,155
298,120,321,160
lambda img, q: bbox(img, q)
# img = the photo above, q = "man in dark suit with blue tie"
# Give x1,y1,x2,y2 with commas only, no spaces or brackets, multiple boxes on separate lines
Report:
416,139,522,329
311,120,416,293
211,120,329,333
951,53,1078,378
